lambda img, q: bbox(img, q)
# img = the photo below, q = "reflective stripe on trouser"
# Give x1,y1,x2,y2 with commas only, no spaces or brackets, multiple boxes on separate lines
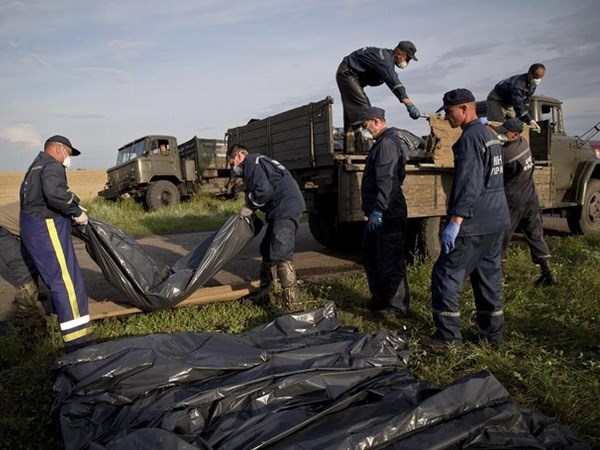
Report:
20,212,93,346
361,217,410,315
431,232,505,343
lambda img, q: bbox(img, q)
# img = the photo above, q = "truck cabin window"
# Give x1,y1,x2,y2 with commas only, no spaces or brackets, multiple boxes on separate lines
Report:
151,139,171,156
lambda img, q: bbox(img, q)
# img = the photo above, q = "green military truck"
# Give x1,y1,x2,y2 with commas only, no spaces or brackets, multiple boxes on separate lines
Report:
98,135,235,210
226,96,600,256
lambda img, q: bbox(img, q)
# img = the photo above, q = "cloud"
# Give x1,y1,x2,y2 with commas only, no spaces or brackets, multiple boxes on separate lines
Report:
107,40,154,62
20,51,52,70
0,123,41,146
77,66,132,83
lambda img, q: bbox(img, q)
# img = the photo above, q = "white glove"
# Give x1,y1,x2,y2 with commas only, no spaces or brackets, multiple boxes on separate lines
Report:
529,119,541,133
240,206,254,218
73,211,88,226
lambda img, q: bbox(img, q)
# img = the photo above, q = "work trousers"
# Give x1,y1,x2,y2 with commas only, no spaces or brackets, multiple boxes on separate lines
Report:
502,200,550,264
20,212,94,349
0,226,36,287
486,90,516,122
260,216,300,265
336,62,371,153
431,232,505,344
361,217,410,315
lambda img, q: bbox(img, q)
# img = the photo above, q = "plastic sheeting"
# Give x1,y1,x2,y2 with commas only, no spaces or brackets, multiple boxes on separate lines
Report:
72,214,263,311
52,303,590,450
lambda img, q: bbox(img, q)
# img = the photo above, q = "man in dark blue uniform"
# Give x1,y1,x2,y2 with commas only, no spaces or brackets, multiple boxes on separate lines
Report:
486,63,546,132
20,135,95,352
336,41,421,153
228,144,306,312
497,118,557,285
425,89,510,347
357,106,410,319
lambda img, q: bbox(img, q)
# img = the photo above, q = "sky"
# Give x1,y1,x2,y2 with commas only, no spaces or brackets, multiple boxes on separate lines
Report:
1,0,599,171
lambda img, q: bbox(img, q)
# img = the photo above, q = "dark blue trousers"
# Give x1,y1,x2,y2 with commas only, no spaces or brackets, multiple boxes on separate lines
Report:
259,216,300,264
361,217,410,315
20,212,94,348
0,226,36,287
431,232,505,344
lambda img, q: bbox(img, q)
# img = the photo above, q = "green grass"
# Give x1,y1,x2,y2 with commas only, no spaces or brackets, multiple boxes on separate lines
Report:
0,207,598,447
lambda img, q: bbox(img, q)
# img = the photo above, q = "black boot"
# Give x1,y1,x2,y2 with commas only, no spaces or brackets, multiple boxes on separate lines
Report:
535,259,558,286
276,261,303,312
250,262,275,306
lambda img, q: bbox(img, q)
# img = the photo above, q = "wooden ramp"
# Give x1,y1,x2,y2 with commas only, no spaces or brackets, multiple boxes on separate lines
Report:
88,283,257,321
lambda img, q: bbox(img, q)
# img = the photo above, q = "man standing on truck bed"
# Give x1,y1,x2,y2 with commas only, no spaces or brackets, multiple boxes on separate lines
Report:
20,135,96,353
336,41,421,153
496,118,557,285
486,63,546,133
228,144,306,312
357,106,410,319
424,89,510,348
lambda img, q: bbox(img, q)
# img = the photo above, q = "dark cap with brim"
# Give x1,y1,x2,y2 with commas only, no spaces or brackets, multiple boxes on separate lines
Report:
436,88,475,113
397,40,418,61
45,135,81,156
496,117,524,134
352,106,386,126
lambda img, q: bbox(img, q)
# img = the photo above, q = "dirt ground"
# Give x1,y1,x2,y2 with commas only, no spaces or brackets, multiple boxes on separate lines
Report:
0,222,363,321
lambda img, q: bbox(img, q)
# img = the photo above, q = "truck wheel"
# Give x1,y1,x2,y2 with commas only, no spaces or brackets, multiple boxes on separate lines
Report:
308,212,363,252
146,180,180,210
567,179,600,234
414,216,442,259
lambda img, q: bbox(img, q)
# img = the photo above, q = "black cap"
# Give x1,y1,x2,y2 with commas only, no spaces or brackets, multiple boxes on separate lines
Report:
45,135,81,156
352,107,386,126
496,117,524,134
397,40,418,61
436,88,476,113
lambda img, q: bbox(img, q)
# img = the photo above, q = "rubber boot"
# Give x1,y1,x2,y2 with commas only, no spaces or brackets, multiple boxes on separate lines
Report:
13,279,45,329
344,130,356,154
250,262,275,306
535,259,558,286
276,261,303,312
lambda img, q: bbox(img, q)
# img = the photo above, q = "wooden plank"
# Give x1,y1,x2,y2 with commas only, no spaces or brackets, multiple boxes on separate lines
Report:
88,283,257,320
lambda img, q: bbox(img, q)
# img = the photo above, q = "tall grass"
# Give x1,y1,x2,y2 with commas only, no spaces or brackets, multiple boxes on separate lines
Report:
0,207,598,447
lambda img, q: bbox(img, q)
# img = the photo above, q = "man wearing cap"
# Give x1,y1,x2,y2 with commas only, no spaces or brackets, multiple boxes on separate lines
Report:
336,41,421,153
357,106,410,319
496,118,557,285
486,63,546,133
425,89,510,348
20,135,95,352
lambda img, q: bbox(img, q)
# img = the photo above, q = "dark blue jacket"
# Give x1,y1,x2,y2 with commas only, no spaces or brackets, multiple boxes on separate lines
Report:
492,73,536,123
243,153,305,222
503,136,538,206
448,120,510,236
20,152,83,220
342,47,408,101
361,127,408,219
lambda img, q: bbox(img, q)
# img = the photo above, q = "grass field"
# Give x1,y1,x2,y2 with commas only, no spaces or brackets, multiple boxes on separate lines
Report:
0,195,598,448
0,169,107,206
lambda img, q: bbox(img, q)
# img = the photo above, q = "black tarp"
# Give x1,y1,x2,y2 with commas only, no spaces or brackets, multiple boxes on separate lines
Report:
52,303,590,449
72,214,262,311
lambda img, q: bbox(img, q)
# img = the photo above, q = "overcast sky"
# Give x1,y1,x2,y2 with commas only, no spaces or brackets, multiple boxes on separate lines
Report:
1,0,599,171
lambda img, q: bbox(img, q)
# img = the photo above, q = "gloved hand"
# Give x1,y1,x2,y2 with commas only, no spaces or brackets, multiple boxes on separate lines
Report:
73,211,88,226
529,119,541,133
240,206,254,218
441,221,460,254
406,103,421,120
479,117,490,126
367,211,383,232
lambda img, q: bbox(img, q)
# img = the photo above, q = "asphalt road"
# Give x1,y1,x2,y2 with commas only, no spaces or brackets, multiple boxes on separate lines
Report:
0,216,571,321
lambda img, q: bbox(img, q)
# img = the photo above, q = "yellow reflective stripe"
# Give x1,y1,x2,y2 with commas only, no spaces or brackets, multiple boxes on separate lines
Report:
63,327,93,342
433,309,461,317
45,218,80,318
477,309,504,317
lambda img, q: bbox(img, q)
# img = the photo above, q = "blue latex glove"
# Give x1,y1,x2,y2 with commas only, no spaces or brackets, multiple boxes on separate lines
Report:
479,117,490,125
367,211,383,232
441,221,461,254
406,104,421,120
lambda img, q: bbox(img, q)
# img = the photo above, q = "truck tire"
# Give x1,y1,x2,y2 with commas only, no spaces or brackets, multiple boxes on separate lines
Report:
308,212,364,252
145,180,180,210
567,179,600,234
413,216,442,259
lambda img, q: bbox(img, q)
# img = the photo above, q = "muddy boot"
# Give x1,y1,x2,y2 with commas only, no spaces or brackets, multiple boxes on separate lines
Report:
249,262,275,306
344,130,356,154
276,261,302,312
13,280,45,329
535,259,558,286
